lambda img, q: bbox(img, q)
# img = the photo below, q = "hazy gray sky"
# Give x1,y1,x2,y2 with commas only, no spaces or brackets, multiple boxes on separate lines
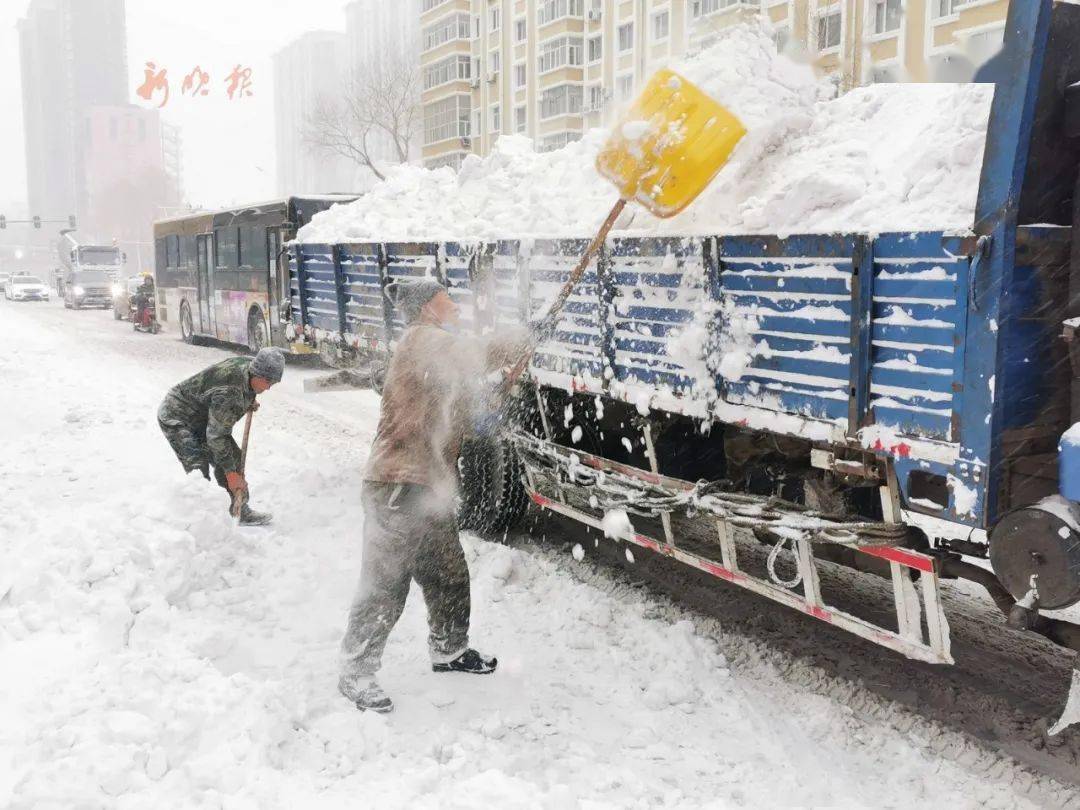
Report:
0,0,351,213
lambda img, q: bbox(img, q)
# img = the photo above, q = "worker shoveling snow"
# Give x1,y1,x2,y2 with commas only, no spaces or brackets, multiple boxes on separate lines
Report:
297,24,994,245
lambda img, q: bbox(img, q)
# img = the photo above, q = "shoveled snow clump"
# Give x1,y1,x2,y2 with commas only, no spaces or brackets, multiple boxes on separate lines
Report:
298,24,994,244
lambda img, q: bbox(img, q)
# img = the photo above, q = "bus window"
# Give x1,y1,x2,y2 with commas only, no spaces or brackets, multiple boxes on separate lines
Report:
166,235,179,268
239,225,266,270
214,227,238,269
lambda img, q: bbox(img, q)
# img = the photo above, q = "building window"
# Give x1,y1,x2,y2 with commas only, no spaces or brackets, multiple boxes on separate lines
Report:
587,35,602,63
540,131,582,152
515,105,527,133
691,0,750,17
538,36,584,74
515,17,527,42
872,0,902,35
490,50,501,74
816,7,842,52
586,83,606,112
490,7,500,31
423,54,472,90
618,23,634,52
422,12,471,52
425,153,465,171
934,0,977,17
537,0,584,27
491,104,501,132
424,94,472,145
653,11,670,41
616,74,634,101
539,84,584,119
422,0,452,13
772,25,790,53
515,62,527,88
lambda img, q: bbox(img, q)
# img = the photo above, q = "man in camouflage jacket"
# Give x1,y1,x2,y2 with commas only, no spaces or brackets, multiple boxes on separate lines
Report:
158,348,284,525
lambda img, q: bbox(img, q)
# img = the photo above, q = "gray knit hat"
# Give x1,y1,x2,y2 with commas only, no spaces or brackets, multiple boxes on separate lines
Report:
250,347,285,383
385,278,446,324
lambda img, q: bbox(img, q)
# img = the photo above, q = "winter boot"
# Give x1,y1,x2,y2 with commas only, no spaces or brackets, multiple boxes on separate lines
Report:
339,677,394,713
432,648,497,675
238,504,273,526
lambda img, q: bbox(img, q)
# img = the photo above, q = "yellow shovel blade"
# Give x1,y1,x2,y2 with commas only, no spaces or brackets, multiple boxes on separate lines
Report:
596,68,747,218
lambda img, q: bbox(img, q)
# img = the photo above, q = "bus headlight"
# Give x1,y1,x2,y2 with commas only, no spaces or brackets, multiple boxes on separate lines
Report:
73,285,85,296
111,283,123,296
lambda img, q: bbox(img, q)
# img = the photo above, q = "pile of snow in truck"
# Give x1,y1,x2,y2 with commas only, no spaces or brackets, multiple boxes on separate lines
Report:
293,23,998,463
297,25,994,244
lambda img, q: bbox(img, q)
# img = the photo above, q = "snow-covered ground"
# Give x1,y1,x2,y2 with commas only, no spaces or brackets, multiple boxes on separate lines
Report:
0,300,1075,808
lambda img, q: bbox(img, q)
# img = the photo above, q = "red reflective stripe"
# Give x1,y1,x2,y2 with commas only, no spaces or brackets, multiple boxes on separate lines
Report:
859,545,934,573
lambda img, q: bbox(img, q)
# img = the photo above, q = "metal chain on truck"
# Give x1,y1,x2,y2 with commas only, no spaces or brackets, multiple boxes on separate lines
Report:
514,433,910,548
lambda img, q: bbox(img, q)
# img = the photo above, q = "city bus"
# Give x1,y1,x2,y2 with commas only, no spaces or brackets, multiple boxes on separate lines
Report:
152,195,357,351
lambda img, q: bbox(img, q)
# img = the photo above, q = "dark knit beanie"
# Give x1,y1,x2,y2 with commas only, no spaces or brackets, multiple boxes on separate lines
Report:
384,278,446,324
250,347,285,382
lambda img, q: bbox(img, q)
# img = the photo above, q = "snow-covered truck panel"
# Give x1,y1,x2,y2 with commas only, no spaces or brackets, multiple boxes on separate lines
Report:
288,1,1080,664
290,227,1067,532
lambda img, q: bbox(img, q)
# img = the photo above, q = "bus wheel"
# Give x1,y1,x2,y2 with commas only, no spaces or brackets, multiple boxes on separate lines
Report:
180,302,195,344
248,310,269,353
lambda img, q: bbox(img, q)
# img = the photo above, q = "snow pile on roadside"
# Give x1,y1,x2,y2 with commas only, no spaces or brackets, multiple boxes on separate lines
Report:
298,24,993,244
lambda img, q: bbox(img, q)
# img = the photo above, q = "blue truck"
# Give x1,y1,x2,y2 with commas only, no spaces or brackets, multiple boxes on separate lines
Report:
287,1,1080,667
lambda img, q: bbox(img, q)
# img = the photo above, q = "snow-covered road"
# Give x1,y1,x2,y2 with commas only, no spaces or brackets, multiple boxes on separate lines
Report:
0,300,1075,808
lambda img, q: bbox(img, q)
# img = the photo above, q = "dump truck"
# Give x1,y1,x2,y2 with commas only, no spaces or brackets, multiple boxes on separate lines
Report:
286,1,1080,670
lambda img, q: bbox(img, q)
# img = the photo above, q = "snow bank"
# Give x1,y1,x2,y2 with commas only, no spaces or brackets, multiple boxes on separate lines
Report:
298,25,993,245
3,296,1075,808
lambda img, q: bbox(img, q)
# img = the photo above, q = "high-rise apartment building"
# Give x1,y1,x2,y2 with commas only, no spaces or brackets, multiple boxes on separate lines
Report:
272,30,356,195
419,0,475,169
421,0,1009,167
345,0,423,166
18,0,129,221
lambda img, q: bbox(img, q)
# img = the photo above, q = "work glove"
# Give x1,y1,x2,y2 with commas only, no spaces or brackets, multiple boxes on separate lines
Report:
225,471,248,495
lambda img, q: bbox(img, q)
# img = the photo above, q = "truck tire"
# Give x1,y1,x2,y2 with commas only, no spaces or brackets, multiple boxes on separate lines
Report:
458,436,529,539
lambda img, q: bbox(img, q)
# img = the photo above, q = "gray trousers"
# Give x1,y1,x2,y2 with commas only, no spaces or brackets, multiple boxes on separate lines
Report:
340,482,471,681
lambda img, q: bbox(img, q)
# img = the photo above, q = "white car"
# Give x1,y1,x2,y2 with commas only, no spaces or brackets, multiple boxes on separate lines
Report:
5,275,50,302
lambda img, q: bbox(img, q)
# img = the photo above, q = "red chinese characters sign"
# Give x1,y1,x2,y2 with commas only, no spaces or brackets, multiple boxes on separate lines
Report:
136,62,254,107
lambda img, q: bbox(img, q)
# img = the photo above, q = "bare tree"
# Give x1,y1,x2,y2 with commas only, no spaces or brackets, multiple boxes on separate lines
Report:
304,51,421,182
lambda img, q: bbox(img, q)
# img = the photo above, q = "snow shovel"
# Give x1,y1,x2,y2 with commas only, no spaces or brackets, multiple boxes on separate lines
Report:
503,68,747,387
229,408,255,518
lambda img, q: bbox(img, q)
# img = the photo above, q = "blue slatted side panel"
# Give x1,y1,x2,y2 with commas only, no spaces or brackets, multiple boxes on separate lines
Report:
528,239,603,383
443,242,478,334
609,237,705,400
493,240,523,328
288,245,302,324
717,236,856,426
870,234,965,442
296,244,340,333
339,243,385,342
384,242,439,339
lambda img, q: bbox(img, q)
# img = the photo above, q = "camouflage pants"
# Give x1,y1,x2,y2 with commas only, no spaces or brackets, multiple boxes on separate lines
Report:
340,482,470,680
157,407,232,492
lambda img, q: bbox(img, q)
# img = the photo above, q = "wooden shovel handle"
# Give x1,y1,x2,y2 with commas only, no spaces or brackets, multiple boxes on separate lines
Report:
503,197,627,390
230,408,255,518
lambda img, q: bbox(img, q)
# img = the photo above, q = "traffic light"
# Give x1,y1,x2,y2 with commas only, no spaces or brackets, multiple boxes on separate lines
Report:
32,216,41,229
68,215,77,229
0,215,5,229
